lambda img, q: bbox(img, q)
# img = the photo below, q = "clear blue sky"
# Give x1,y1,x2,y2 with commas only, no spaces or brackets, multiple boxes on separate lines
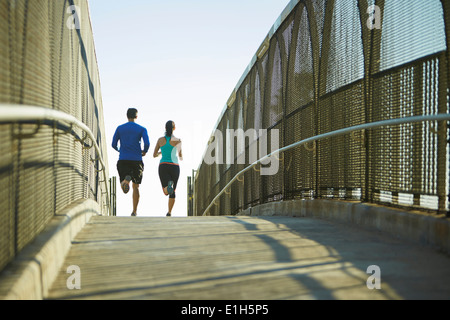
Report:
88,0,291,217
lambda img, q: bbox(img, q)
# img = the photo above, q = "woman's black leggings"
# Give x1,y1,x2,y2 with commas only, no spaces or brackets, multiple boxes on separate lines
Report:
158,163,180,199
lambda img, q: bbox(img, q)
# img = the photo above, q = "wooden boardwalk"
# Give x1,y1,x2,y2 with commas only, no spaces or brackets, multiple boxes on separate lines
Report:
47,215,450,300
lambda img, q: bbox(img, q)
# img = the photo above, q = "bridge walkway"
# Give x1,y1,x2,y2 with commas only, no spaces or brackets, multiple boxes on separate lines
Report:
47,215,450,300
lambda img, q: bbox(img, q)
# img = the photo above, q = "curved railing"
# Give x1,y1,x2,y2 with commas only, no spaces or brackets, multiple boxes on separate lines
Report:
0,0,109,272
194,0,450,217
201,114,450,216
0,104,110,213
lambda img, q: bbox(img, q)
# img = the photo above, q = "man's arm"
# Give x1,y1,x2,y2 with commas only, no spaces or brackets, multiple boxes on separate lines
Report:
142,128,150,156
112,128,120,152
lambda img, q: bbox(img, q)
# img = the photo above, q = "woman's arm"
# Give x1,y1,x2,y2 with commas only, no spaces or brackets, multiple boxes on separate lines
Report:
153,138,162,158
176,140,183,161
171,136,183,160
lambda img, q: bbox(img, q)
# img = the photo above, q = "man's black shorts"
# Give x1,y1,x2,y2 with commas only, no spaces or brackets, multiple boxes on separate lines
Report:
117,160,144,184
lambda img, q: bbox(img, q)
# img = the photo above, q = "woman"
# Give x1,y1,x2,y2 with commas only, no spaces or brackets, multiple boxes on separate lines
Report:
154,121,183,217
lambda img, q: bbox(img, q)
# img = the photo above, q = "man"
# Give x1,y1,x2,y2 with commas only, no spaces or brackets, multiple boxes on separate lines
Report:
112,108,150,216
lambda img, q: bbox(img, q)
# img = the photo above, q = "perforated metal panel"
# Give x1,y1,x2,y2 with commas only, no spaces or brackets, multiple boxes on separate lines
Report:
194,0,449,217
0,0,109,272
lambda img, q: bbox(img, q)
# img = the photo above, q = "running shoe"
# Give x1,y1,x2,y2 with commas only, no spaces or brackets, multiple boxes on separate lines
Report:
121,176,132,194
167,181,174,195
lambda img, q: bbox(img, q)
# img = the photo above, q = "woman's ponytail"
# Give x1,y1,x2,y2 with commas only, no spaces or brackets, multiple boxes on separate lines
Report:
165,121,174,137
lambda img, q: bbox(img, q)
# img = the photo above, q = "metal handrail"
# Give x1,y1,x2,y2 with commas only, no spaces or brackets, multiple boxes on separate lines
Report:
201,114,450,216
0,104,110,215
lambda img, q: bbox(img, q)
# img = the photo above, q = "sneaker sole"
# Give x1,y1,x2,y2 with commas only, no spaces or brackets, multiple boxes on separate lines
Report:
121,176,132,194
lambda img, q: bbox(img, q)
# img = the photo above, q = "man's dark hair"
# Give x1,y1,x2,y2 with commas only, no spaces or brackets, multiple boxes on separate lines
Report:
127,108,138,119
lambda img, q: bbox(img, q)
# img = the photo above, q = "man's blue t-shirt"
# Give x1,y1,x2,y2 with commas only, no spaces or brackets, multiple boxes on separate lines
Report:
112,122,150,161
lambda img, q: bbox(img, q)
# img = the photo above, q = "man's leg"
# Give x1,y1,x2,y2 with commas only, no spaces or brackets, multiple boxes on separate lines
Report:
132,183,140,215
131,161,144,216
118,161,132,194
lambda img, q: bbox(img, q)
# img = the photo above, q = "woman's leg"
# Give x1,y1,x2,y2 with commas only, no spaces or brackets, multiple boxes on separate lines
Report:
168,198,175,215
159,164,170,196
167,166,180,216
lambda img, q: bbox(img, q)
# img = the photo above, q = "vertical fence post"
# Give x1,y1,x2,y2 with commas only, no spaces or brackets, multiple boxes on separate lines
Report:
440,0,450,216
109,177,117,217
438,54,448,214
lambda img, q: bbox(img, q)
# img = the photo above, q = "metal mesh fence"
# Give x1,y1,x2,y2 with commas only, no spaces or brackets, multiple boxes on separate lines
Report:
0,0,109,272
194,0,449,216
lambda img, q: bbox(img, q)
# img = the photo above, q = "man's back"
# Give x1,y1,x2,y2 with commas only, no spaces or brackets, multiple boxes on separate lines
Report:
112,122,150,161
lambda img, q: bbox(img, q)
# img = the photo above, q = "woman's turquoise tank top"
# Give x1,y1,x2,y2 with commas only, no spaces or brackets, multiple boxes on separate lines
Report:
160,136,179,164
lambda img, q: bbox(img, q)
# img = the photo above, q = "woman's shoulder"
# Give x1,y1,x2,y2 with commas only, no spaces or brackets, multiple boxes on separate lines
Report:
170,136,182,145
158,136,167,145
